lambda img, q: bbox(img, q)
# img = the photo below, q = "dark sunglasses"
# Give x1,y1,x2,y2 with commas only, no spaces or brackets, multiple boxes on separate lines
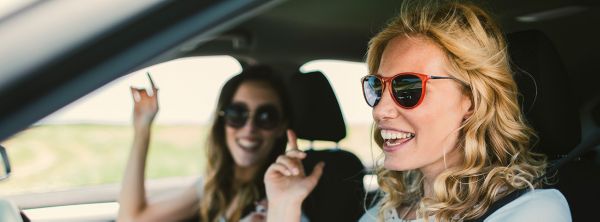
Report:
219,102,281,130
361,72,459,109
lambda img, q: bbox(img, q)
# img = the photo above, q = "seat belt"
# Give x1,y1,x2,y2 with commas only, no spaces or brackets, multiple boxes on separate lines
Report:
466,189,529,222
538,130,600,183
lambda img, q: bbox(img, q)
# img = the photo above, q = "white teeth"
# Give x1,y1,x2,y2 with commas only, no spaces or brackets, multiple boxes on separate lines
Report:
386,140,402,146
239,139,258,148
380,130,414,140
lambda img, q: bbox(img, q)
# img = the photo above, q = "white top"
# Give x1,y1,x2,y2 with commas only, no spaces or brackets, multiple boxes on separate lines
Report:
359,189,571,222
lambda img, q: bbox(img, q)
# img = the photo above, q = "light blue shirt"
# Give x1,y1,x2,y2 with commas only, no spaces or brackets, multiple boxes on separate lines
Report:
359,189,571,222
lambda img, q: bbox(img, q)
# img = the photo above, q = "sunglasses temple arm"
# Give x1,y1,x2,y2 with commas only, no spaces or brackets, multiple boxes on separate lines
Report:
430,76,454,79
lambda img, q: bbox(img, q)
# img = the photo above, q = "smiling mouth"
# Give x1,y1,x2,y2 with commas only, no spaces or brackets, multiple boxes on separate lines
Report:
380,129,415,147
236,138,262,152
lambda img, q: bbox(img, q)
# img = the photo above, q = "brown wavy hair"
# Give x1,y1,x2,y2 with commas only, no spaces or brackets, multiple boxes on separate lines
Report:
199,66,291,222
367,1,547,221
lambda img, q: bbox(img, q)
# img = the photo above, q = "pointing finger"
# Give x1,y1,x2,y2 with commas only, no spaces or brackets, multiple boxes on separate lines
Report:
285,149,307,159
287,129,299,151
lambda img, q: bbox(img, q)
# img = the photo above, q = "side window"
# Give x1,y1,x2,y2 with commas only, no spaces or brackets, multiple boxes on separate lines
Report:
300,60,382,169
0,56,241,196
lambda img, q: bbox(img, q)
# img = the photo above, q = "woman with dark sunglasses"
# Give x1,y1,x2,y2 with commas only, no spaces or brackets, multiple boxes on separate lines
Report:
264,1,570,222
118,66,296,222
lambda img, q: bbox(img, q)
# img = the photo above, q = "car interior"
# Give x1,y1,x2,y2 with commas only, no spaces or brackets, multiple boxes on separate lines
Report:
288,70,366,222
0,0,598,221
504,29,597,221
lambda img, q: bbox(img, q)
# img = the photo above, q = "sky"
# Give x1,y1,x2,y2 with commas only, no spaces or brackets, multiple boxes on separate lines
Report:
41,56,373,125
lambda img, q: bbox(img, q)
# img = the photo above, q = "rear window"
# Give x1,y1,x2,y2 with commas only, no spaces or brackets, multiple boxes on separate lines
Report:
0,56,241,195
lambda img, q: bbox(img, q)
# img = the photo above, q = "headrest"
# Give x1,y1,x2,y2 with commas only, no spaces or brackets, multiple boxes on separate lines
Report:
507,30,581,158
288,71,346,142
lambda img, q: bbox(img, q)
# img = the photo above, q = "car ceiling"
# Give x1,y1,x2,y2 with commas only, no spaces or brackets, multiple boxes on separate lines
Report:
184,0,600,105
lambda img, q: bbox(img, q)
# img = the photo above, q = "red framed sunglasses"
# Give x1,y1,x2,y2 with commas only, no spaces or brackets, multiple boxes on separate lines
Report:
361,72,459,109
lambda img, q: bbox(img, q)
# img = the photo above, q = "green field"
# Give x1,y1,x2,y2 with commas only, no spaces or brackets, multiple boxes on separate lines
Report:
0,124,379,196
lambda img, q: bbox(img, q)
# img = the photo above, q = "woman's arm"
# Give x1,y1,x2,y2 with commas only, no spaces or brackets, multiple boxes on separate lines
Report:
117,74,199,222
264,130,325,222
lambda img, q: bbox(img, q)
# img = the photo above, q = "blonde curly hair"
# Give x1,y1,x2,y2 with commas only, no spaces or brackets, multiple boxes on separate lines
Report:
367,1,547,221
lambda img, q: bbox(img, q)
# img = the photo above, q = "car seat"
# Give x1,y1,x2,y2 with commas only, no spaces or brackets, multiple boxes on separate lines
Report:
508,29,599,221
288,70,366,222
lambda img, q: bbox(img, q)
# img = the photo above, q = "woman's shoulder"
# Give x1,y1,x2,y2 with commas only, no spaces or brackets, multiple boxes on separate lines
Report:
486,188,571,222
359,205,379,222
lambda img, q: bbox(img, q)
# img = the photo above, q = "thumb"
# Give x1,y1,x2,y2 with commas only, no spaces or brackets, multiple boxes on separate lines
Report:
307,161,325,185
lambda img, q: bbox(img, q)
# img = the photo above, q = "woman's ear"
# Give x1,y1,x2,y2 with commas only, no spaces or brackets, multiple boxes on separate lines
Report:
463,109,473,121
461,94,474,120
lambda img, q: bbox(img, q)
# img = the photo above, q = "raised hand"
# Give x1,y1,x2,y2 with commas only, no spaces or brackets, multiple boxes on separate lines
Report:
264,130,324,222
131,72,159,130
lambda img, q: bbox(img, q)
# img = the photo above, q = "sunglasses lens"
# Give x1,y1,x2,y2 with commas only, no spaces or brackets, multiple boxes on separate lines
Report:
223,103,280,130
362,76,383,107
254,105,280,130
223,103,248,128
392,75,422,108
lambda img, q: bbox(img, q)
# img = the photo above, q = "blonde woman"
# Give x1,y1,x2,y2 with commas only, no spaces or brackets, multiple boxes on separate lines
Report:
118,66,294,222
264,1,571,222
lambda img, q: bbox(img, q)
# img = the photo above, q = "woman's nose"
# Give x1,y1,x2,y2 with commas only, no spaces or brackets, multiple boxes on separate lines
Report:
240,116,258,132
373,89,400,121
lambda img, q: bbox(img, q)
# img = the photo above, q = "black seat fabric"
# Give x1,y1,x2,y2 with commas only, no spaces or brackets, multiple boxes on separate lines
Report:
288,71,346,142
508,29,581,159
288,71,366,222
508,30,597,221
302,149,365,222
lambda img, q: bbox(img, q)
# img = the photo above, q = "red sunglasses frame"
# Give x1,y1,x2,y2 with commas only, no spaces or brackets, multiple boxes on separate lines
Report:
361,72,457,109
